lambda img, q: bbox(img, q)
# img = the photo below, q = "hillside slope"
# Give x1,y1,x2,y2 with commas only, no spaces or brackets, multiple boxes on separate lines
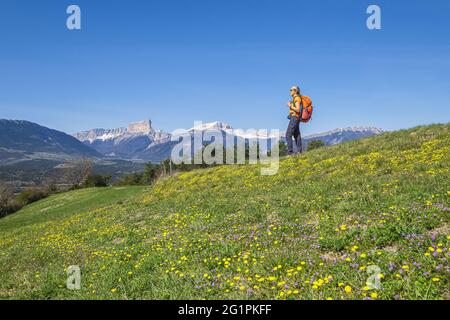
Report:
0,124,448,300
0,186,146,233
0,120,101,163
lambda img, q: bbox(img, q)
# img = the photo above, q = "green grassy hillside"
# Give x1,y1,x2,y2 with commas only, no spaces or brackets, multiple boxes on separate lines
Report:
0,124,448,300
0,186,146,233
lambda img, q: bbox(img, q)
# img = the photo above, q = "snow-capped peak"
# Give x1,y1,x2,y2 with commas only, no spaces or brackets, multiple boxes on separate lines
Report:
305,127,383,139
189,121,233,131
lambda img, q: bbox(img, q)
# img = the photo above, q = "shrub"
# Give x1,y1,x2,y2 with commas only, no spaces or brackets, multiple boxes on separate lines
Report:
15,188,49,207
279,141,288,157
141,163,158,184
83,174,112,188
308,139,325,151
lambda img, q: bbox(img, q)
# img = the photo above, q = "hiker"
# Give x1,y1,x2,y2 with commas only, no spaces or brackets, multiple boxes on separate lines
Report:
285,85,314,155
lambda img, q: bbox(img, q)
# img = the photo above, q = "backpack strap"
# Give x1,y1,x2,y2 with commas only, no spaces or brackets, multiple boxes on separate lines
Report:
296,94,304,119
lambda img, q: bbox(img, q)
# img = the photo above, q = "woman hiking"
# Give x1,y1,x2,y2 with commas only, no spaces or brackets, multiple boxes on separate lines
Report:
285,85,313,155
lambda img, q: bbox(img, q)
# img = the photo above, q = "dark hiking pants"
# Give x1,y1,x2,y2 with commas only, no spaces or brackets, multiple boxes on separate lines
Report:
286,116,302,154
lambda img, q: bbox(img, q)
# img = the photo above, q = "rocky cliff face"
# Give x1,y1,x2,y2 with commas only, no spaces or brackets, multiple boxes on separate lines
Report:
74,120,154,142
73,120,172,159
128,120,153,134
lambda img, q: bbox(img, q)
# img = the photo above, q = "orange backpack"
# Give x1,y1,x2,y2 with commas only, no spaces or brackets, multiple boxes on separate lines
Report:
299,95,313,123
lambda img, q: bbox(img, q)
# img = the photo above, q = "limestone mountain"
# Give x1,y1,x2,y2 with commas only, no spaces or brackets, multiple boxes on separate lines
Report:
74,120,171,160
73,120,384,161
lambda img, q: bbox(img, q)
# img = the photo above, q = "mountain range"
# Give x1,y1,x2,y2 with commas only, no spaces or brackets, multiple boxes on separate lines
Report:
73,120,172,162
0,118,384,164
73,120,384,161
0,119,100,164
303,126,384,145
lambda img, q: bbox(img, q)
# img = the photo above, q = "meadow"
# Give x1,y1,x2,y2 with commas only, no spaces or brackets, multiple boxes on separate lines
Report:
0,124,448,300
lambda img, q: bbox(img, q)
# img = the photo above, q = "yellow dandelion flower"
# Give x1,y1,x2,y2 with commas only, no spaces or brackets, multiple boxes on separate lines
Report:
344,286,352,293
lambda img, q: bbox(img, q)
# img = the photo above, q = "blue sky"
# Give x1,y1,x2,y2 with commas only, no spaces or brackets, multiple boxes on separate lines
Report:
0,0,449,136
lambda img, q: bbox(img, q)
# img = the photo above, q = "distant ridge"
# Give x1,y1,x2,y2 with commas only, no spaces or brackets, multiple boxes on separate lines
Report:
304,127,384,147
306,126,383,139
0,119,101,163
73,120,383,161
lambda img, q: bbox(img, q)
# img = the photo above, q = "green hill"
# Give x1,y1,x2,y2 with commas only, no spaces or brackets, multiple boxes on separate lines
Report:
0,124,448,300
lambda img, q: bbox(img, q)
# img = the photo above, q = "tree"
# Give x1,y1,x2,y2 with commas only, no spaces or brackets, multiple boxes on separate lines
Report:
279,141,288,157
0,183,11,209
83,174,111,188
64,158,94,188
16,188,49,207
307,140,325,151
142,163,158,184
0,183,19,218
